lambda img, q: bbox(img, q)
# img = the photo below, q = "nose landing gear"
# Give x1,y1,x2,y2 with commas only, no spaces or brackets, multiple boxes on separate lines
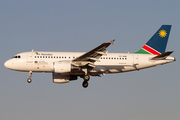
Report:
27,71,32,83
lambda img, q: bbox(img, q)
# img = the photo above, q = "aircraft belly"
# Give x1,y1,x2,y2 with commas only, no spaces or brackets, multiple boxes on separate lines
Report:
94,65,134,73
33,65,52,72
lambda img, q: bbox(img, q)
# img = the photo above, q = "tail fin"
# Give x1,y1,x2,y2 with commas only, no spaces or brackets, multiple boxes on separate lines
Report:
136,25,172,55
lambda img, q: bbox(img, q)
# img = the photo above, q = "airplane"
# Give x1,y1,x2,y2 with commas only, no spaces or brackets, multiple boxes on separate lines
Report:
4,25,175,88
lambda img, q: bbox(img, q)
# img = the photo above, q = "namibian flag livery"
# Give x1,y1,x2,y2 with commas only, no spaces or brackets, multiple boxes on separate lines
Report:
136,25,171,55
110,39,115,45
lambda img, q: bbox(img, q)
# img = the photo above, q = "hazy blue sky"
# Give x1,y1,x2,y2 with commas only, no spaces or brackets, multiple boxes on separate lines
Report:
1,0,180,120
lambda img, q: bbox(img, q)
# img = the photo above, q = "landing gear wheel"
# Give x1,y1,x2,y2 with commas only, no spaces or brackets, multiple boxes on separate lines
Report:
27,78,32,83
82,81,88,88
84,75,90,81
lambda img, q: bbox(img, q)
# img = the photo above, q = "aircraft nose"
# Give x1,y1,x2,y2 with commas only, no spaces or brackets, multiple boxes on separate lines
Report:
4,60,11,69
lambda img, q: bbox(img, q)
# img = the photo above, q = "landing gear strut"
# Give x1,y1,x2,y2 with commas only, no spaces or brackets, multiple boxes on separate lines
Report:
27,71,32,83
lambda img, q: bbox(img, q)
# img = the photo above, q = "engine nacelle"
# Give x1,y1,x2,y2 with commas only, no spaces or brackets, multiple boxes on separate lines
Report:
53,73,77,83
53,61,71,73
53,61,80,73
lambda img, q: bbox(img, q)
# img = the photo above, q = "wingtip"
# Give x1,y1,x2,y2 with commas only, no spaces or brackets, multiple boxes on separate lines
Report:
110,39,115,45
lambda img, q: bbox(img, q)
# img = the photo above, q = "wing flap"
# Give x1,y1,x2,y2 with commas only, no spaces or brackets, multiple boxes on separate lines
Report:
88,63,95,68
96,51,107,55
85,57,99,61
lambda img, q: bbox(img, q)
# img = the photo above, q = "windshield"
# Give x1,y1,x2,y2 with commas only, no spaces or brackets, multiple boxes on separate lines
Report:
12,55,21,58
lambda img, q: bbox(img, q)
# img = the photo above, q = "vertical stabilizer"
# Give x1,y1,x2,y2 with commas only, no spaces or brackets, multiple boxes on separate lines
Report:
136,25,171,55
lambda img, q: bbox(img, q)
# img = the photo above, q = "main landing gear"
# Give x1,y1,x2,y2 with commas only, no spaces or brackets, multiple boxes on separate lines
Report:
81,68,91,88
82,75,90,88
27,71,32,83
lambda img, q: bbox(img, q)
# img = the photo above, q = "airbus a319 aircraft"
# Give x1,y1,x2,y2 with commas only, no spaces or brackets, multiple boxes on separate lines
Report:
4,25,175,88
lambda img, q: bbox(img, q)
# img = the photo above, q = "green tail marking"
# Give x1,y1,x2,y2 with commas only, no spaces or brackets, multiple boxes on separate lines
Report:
135,49,151,54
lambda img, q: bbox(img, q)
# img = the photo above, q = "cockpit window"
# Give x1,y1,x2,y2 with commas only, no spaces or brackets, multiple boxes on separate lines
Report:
13,55,21,58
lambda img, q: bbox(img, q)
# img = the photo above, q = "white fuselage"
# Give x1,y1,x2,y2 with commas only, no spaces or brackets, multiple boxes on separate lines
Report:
4,51,175,76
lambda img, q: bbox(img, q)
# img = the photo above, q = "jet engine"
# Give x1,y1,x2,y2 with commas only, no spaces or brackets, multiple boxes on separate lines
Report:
53,61,80,73
52,73,77,83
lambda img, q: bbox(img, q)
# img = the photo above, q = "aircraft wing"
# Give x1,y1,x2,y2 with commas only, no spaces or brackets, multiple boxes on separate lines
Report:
72,40,115,67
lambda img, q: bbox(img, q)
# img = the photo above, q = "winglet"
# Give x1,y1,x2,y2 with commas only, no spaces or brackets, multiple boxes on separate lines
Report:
110,39,115,45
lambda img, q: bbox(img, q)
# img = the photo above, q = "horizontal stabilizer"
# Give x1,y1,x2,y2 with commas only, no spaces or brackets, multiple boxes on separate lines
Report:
151,51,173,60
